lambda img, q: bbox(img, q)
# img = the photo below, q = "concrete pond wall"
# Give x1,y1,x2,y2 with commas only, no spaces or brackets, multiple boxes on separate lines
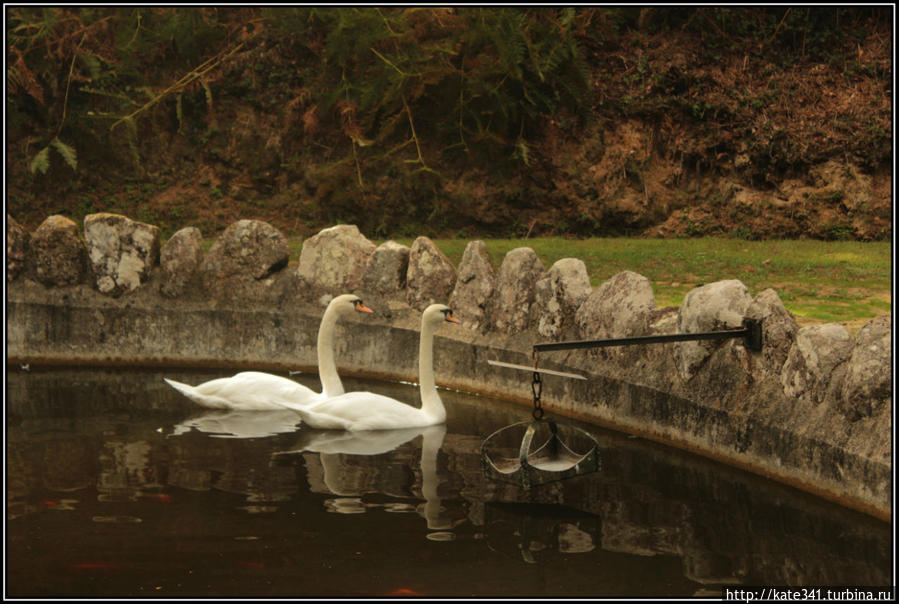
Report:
6,213,893,521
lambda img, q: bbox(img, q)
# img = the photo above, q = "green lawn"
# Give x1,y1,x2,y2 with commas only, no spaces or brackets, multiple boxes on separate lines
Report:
284,236,891,329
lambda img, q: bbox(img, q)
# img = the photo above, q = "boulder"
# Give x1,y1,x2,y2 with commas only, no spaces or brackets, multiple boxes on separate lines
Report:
574,270,655,364
642,305,680,368
838,315,892,421
297,224,376,297
745,288,800,376
780,324,853,404
674,280,753,380
361,240,410,296
31,215,90,287
649,306,679,335
405,236,457,311
531,258,592,338
83,213,160,296
358,239,412,319
448,240,496,332
160,227,204,298
576,270,655,339
199,219,289,300
7,214,30,282
489,247,545,335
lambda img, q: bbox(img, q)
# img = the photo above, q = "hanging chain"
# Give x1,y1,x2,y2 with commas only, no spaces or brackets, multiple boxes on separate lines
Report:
531,350,544,421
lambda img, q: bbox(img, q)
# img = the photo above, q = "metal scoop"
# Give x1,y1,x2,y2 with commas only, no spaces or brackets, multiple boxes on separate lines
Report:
481,354,600,488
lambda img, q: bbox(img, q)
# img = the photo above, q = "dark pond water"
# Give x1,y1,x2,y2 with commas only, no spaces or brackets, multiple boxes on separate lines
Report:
6,366,892,598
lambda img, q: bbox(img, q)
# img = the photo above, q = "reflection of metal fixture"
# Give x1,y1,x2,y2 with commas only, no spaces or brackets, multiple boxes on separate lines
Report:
484,502,600,563
482,319,764,488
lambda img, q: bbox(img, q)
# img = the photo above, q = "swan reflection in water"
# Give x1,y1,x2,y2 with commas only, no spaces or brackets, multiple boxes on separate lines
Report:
171,409,301,438
169,407,585,550
277,424,455,538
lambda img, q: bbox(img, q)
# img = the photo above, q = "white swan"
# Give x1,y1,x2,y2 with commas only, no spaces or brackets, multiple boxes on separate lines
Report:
284,304,460,430
163,294,373,410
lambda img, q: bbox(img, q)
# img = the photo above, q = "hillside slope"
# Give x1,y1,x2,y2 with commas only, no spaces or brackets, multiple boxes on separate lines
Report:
6,7,891,241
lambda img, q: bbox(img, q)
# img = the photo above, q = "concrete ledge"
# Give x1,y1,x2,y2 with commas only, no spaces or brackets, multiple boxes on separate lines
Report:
6,278,890,522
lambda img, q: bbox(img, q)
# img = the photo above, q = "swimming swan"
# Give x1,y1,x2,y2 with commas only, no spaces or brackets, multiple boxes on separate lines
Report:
284,304,460,430
163,294,373,410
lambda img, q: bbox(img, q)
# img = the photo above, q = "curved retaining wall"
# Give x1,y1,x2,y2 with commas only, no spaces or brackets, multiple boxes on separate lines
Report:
6,275,891,522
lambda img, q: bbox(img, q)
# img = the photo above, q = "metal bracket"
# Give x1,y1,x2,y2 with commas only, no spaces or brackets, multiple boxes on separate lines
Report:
741,318,763,351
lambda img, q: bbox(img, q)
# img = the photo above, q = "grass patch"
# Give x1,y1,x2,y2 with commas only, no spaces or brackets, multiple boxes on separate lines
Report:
388,237,892,328
209,235,890,329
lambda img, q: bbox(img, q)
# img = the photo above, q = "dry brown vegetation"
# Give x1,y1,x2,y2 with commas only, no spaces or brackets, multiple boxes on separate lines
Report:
6,7,892,242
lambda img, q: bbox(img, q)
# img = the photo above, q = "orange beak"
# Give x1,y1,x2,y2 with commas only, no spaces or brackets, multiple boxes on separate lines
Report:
355,302,374,314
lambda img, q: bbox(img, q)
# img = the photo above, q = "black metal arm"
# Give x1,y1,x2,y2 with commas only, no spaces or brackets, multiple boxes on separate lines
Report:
534,318,763,354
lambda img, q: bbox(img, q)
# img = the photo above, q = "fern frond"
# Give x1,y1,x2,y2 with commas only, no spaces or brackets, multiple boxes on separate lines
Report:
489,9,526,79
29,146,50,175
539,40,567,77
50,138,78,171
559,7,576,29
79,53,102,81
514,139,531,166
9,54,45,105
78,86,132,101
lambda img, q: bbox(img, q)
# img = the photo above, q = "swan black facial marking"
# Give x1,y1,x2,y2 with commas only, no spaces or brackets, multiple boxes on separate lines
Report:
353,299,374,314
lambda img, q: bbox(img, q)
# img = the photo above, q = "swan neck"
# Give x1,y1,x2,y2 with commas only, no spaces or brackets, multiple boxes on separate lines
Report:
317,305,344,397
418,321,444,420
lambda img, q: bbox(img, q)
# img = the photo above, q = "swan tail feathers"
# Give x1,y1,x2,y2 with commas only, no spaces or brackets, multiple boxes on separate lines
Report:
163,377,194,396
163,378,230,409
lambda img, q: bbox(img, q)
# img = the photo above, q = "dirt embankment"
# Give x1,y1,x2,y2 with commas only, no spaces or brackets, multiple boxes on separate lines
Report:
6,9,891,241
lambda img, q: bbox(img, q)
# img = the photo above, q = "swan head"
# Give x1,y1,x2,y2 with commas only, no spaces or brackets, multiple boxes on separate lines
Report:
328,293,374,316
423,303,461,327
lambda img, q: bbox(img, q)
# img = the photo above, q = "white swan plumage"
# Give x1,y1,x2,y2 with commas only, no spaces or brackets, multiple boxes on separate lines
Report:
285,304,460,431
163,294,373,410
